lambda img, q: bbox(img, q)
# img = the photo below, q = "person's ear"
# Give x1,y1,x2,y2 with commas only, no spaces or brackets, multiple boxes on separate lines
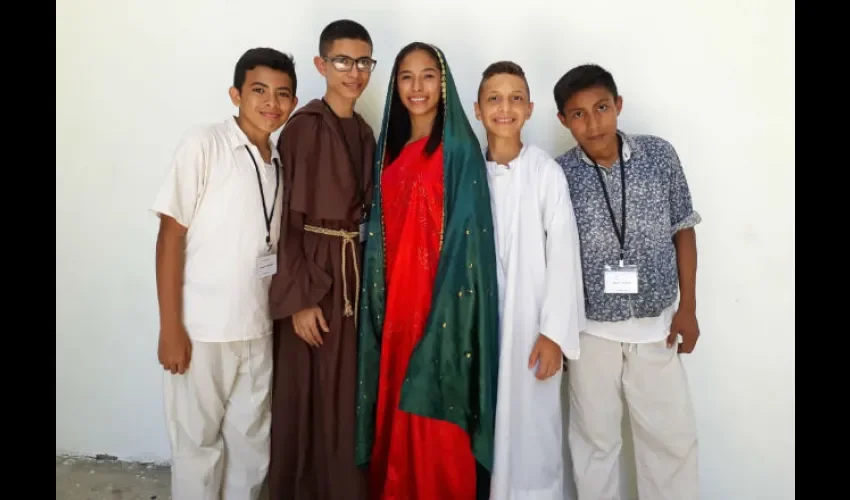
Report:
556,112,569,129
314,56,327,77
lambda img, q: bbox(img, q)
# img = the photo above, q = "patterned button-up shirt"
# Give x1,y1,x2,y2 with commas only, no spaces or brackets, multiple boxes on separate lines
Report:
555,131,701,322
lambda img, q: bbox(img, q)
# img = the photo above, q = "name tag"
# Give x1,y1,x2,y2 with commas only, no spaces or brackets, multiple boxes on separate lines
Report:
257,253,277,279
604,264,638,294
360,222,368,243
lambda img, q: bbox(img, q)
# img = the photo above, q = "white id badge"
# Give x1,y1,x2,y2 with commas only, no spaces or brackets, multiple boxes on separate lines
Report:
360,222,368,243
604,263,638,294
257,253,278,279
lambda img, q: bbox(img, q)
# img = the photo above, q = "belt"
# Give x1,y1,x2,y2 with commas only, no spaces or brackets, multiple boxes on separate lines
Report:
303,224,361,324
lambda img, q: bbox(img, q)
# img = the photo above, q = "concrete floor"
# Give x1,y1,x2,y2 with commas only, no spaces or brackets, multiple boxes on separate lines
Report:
56,455,171,500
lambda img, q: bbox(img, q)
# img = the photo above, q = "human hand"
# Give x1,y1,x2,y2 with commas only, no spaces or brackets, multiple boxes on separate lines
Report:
293,306,329,347
528,334,563,380
667,307,700,353
158,324,192,374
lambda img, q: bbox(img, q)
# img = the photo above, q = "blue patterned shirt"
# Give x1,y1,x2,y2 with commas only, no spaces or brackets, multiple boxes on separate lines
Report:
555,131,701,322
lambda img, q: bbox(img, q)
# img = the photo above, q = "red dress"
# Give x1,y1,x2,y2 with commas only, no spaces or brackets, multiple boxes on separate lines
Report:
369,138,477,500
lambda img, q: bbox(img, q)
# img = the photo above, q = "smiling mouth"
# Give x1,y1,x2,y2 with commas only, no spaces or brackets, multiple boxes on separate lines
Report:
343,82,361,90
408,96,428,104
493,117,516,124
260,112,282,120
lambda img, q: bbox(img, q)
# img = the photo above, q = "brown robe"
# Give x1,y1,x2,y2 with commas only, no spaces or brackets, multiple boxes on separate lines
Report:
268,98,375,500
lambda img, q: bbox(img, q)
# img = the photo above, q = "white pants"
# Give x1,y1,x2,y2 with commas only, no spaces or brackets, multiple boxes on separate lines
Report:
163,336,273,500
567,333,699,500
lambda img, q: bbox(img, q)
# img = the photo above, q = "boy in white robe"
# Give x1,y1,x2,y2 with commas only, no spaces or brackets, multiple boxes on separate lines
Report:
474,61,586,500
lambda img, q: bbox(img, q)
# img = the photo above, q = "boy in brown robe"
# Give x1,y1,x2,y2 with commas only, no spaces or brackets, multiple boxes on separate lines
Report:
267,19,377,500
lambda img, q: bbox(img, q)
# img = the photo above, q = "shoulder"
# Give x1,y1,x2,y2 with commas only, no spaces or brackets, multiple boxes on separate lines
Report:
553,145,582,173
170,121,229,168
629,133,678,161
523,143,551,162
177,121,222,150
523,145,561,176
284,104,324,130
280,106,324,144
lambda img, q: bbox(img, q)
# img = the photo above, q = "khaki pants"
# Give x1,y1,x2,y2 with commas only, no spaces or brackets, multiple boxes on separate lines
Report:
163,336,273,500
567,333,699,500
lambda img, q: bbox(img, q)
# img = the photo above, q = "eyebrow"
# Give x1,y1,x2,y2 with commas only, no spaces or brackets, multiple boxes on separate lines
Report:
399,66,439,74
250,81,292,92
566,98,610,112
484,88,528,98
329,54,371,59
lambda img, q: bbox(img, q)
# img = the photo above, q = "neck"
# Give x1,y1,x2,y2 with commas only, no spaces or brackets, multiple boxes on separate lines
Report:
323,91,356,118
486,134,522,165
235,115,271,161
409,111,436,143
588,136,620,168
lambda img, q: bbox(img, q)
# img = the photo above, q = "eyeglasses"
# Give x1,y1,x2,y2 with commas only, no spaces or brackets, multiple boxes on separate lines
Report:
324,56,377,73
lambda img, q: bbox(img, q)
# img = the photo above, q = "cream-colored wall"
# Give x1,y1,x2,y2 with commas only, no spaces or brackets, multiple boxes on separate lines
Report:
56,1,795,498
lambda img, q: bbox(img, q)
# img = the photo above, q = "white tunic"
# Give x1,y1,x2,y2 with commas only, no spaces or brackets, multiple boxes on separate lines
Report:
486,144,586,500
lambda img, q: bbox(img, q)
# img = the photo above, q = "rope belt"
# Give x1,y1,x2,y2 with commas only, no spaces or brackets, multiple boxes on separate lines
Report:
303,224,361,323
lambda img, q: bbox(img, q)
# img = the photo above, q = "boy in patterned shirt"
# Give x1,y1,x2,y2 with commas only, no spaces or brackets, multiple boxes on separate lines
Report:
553,63,701,500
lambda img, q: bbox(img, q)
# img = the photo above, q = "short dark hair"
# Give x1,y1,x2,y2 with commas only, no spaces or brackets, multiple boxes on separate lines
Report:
553,64,618,115
477,61,530,101
233,48,297,95
319,19,373,57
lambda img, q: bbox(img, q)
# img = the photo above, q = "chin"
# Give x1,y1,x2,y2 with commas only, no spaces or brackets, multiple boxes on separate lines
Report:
260,121,283,133
582,145,607,158
339,84,365,98
487,123,521,137
405,104,439,117
247,121,275,134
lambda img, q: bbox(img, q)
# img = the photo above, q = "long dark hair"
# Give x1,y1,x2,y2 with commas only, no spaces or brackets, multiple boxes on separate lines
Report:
384,42,446,166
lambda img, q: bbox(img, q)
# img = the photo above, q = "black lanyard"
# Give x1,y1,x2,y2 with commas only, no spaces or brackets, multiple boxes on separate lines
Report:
591,135,627,262
244,145,280,248
321,98,366,220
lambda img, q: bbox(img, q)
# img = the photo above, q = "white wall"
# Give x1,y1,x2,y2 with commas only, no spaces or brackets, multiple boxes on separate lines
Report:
56,0,795,498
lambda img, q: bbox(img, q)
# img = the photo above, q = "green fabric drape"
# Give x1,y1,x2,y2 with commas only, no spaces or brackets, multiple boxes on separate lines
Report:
354,43,500,476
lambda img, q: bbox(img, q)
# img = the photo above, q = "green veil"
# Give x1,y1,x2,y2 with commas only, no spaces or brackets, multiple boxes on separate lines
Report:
354,43,500,479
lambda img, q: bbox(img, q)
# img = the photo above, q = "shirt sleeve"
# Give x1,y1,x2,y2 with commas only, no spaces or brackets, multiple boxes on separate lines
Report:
150,129,208,229
268,115,333,320
666,142,702,234
538,159,587,360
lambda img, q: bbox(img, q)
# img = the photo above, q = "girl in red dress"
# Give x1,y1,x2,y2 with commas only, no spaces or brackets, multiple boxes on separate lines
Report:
368,42,480,500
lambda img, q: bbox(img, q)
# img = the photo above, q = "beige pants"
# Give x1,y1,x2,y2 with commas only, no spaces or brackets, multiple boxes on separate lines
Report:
163,336,273,500
567,333,699,500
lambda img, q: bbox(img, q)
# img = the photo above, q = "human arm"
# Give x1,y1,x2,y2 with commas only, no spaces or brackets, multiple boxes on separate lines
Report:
155,216,192,373
151,131,206,374
664,143,702,353
669,228,699,352
269,115,333,346
275,209,329,347
532,160,587,379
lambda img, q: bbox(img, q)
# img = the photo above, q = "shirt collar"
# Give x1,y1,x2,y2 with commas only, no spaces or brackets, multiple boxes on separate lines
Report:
577,130,635,167
225,116,280,162
483,144,526,175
